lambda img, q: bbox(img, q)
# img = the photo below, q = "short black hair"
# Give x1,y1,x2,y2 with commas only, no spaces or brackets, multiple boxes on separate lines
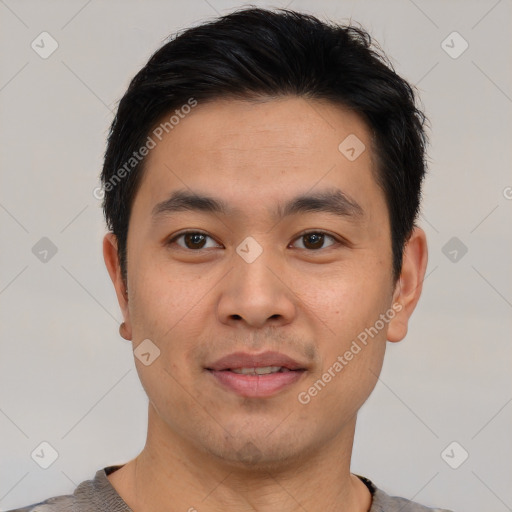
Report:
101,7,428,283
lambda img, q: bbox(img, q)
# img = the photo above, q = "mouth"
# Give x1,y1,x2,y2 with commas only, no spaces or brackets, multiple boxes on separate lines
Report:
205,351,308,398
225,366,297,375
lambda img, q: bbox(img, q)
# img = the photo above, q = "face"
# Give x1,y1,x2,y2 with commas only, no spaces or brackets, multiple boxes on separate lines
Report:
104,96,426,469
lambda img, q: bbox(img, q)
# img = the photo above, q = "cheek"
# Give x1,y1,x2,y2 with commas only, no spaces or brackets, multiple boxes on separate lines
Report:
128,273,206,420
294,263,390,340
129,257,208,338
128,264,215,396
295,275,389,425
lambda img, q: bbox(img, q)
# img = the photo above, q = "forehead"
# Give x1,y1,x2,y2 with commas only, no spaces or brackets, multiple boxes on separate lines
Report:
132,96,383,221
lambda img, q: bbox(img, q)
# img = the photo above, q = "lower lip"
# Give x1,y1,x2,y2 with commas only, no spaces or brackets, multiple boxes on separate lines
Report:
208,369,305,398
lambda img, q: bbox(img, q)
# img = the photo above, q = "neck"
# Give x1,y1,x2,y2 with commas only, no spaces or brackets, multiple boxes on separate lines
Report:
107,404,372,512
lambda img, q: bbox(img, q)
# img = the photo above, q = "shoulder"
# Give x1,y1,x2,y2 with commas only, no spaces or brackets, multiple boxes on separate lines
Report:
4,495,75,512
4,466,131,512
357,475,454,512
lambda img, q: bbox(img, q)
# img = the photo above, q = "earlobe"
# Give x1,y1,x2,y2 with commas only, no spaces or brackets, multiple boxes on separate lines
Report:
103,233,132,340
387,227,428,343
119,322,131,341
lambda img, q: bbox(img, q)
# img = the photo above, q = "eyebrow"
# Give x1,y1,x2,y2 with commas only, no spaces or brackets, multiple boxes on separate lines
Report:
151,188,364,223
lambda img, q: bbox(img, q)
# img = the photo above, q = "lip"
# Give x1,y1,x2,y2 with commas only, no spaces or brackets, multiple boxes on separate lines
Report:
206,351,307,371
208,369,305,398
205,351,308,398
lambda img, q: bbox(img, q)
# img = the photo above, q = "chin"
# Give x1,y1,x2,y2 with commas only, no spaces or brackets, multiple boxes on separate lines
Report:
199,425,320,472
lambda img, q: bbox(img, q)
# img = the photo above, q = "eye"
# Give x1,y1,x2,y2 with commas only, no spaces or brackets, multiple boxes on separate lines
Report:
167,230,342,251
167,231,221,250
291,231,338,250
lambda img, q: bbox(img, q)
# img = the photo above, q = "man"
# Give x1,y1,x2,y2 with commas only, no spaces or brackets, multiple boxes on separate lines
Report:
10,7,452,512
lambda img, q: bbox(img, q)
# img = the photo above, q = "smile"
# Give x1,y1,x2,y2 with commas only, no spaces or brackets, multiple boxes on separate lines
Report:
207,367,306,398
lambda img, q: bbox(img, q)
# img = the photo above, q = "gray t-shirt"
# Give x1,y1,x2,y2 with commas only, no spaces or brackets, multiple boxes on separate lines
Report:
6,465,453,512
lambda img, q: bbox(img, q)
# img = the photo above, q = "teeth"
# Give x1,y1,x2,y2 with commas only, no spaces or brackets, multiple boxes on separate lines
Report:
230,366,289,375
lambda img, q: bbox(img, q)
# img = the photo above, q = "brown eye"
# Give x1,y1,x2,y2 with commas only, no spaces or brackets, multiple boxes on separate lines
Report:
292,232,337,250
183,233,207,249
169,231,220,250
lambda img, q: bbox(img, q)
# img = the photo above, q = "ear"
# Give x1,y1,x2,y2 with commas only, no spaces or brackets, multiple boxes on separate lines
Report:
103,232,132,340
387,226,428,343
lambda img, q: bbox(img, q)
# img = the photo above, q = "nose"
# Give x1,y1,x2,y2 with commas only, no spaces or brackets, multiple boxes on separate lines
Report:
216,248,297,329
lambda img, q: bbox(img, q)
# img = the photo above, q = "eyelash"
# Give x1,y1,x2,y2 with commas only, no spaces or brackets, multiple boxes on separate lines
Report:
166,230,344,251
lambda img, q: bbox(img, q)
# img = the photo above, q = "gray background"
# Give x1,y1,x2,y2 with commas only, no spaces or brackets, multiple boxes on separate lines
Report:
1,1,511,511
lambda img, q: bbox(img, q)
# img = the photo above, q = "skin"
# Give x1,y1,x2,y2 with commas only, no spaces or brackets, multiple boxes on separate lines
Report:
103,96,428,512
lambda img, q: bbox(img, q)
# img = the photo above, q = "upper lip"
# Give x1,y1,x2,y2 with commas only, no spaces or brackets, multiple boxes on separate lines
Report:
206,351,307,371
